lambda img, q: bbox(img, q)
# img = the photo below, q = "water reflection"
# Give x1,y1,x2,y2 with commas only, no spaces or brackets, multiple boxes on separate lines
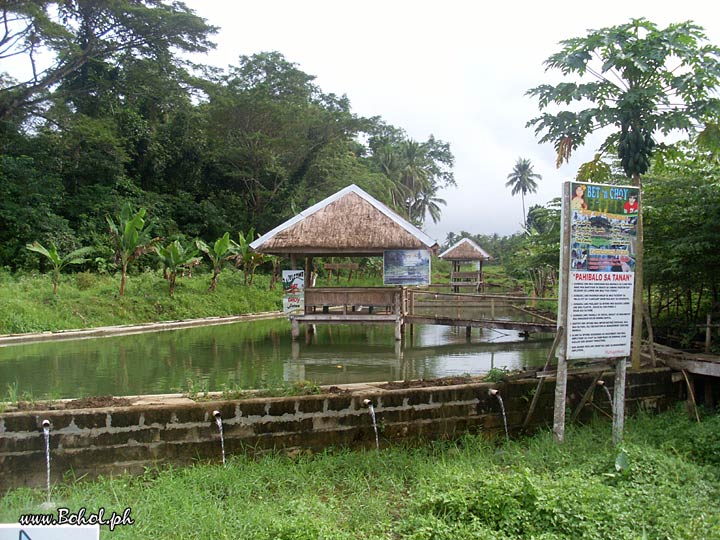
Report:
0,317,553,399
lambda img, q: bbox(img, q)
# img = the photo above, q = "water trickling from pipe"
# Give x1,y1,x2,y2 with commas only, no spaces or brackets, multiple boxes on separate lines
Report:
489,389,509,441
363,399,379,450
212,411,226,465
42,419,51,502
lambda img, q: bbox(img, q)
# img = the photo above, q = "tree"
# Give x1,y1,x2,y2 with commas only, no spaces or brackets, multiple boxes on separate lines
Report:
107,204,161,296
412,187,446,225
526,18,720,368
196,232,238,292
155,239,200,297
505,158,541,229
0,0,216,123
25,241,92,294
235,228,265,285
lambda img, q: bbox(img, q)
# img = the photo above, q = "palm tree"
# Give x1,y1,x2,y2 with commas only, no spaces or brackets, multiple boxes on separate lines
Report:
505,158,542,229
412,187,446,226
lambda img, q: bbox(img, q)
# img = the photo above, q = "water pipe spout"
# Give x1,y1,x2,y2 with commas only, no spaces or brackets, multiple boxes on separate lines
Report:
362,398,372,407
42,419,51,429
212,410,222,420
597,380,605,386
488,388,499,396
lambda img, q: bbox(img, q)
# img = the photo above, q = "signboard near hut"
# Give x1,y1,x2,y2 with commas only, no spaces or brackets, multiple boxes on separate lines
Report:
282,270,305,313
383,250,430,286
559,181,639,359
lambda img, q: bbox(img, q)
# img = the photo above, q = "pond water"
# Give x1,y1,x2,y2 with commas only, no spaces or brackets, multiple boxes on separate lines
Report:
0,310,554,400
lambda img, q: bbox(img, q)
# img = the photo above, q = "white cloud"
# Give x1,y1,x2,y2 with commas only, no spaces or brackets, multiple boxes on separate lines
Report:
185,0,720,242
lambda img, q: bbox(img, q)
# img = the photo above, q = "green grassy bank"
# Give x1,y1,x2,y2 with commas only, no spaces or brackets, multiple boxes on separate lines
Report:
1,406,718,539
0,269,283,335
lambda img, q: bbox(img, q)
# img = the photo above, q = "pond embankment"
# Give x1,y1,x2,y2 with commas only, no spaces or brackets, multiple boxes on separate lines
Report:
0,367,678,492
0,311,285,346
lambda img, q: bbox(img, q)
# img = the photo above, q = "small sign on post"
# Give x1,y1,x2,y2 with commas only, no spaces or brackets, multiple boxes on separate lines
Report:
282,270,305,314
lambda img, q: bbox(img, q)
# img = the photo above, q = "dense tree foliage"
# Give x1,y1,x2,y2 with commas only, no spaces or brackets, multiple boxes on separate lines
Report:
527,18,720,365
0,3,455,270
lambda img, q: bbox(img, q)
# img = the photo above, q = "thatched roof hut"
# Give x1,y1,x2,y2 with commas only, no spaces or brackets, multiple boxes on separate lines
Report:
250,184,438,256
439,238,491,261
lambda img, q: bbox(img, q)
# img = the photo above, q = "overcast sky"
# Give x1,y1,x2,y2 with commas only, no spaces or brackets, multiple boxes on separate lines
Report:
186,0,720,243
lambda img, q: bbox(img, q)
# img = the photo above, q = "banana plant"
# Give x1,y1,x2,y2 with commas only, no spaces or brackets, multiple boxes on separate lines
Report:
235,228,266,285
25,241,93,294
107,203,161,296
154,239,201,297
196,232,239,292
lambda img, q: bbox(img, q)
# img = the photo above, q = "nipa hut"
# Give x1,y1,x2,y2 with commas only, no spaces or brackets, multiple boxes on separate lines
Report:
250,184,439,339
439,238,492,292
250,184,438,257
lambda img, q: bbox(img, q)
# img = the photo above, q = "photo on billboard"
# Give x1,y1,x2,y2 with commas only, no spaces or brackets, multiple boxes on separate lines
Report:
383,250,431,286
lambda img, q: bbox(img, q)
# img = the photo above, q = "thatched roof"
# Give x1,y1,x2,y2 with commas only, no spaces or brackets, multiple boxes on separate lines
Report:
250,184,438,256
439,238,491,261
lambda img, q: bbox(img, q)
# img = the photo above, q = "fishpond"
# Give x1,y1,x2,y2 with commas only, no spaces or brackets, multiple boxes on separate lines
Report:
0,309,553,399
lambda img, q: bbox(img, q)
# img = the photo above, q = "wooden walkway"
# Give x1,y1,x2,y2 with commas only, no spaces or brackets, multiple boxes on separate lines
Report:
647,343,720,377
290,287,557,340
404,315,555,334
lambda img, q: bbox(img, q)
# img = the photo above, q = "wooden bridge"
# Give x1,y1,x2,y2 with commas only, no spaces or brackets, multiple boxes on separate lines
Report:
289,287,557,340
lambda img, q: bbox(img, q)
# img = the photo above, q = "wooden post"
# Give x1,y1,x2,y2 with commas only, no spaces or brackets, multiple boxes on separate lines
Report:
523,326,563,430
612,358,626,445
643,303,657,367
553,356,568,443
681,369,701,423
570,371,603,423
291,318,299,340
706,313,712,354
554,182,572,444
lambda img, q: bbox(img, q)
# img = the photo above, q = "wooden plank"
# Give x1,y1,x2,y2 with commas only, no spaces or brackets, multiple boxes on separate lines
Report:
661,356,720,377
405,315,555,333
291,314,399,323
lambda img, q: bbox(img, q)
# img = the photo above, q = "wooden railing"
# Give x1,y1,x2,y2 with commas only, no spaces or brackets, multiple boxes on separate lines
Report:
304,287,404,315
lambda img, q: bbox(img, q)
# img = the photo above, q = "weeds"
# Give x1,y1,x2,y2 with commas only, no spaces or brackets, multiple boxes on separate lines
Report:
0,406,716,539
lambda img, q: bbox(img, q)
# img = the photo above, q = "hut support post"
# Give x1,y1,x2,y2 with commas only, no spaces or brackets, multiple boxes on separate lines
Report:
291,318,300,340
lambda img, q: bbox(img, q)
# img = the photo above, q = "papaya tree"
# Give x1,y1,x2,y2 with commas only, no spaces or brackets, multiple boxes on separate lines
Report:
154,240,201,297
107,204,161,296
526,18,720,368
25,241,93,294
196,232,238,292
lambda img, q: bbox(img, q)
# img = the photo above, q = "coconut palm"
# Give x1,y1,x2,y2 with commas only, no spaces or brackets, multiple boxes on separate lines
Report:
412,187,446,226
505,158,542,229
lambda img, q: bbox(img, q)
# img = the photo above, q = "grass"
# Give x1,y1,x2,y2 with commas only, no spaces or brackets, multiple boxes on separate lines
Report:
1,406,718,539
0,269,283,334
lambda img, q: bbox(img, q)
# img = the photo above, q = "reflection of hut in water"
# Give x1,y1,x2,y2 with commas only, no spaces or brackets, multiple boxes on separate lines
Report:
250,184,438,339
439,238,492,292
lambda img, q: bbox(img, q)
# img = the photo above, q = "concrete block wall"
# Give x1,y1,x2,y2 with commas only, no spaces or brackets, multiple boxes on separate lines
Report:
0,367,679,492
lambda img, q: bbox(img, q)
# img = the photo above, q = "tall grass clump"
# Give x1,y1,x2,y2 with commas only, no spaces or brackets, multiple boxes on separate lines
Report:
0,406,717,539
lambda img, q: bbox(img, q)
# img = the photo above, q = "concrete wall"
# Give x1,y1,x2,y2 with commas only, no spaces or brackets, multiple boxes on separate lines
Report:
0,368,679,491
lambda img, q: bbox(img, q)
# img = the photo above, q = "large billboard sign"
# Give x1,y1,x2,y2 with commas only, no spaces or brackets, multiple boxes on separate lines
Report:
560,182,639,359
383,250,431,286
